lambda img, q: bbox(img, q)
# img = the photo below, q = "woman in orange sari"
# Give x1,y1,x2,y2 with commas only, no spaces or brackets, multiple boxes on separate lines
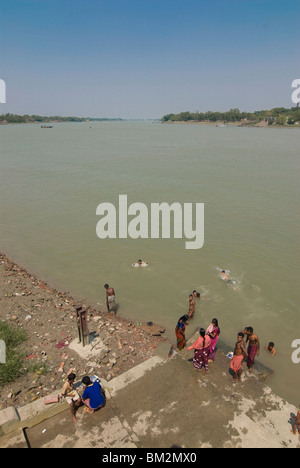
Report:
187,328,211,373
175,315,189,350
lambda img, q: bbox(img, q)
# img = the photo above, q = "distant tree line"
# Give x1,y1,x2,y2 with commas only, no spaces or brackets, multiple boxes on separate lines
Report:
161,107,300,125
0,114,124,124
0,114,85,124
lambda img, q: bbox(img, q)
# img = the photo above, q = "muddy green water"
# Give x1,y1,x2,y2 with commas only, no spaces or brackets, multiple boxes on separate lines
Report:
0,121,299,405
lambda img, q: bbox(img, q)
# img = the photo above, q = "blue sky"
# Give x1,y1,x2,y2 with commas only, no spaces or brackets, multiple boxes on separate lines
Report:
0,0,299,118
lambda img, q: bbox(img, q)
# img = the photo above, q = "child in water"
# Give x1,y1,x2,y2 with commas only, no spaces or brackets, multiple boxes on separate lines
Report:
265,342,276,356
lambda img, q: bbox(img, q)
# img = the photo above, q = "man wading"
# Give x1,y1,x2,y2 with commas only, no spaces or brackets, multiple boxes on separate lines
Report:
104,284,116,314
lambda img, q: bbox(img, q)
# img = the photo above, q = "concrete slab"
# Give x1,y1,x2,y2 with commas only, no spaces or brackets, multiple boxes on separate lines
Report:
17,395,69,428
0,428,28,448
0,406,20,437
0,338,299,448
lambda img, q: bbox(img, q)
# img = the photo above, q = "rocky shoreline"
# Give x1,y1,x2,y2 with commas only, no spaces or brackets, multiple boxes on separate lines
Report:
0,251,167,410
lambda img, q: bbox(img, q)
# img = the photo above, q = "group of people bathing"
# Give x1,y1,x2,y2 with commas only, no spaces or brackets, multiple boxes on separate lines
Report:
175,313,221,375
175,289,275,383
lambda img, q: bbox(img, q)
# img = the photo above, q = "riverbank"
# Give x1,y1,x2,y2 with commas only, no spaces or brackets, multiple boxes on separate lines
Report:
162,120,300,128
0,251,167,410
1,335,299,448
1,251,299,448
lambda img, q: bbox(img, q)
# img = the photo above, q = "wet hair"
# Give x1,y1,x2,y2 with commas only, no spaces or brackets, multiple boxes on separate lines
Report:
179,314,188,322
221,270,225,273
268,342,275,348
212,318,220,333
104,284,109,289
247,327,253,334
82,376,92,386
238,332,244,338
199,328,206,348
67,372,76,382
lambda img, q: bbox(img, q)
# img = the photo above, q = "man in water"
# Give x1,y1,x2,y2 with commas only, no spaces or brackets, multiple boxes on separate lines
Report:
188,294,195,318
244,327,260,372
230,332,248,383
221,270,238,289
221,270,231,281
265,342,277,356
104,283,116,314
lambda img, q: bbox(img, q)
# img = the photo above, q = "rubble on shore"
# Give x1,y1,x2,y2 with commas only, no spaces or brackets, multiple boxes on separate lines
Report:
0,252,167,410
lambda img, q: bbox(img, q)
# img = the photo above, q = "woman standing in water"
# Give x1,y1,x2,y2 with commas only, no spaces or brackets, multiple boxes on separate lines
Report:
187,328,211,373
206,318,221,361
175,315,189,350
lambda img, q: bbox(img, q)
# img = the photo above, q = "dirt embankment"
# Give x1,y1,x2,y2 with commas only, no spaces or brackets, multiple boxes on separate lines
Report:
0,252,167,410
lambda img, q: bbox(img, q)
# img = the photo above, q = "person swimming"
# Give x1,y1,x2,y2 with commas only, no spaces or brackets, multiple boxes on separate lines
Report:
221,270,231,281
265,342,276,356
132,259,148,267
221,270,237,287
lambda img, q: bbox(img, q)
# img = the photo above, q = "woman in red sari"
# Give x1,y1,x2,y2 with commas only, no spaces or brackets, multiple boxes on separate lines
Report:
187,328,211,373
175,315,189,351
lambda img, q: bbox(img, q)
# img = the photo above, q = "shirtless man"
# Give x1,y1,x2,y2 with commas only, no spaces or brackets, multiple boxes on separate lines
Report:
244,327,260,372
104,284,116,314
188,294,195,319
61,372,81,422
291,406,300,435
231,332,248,382
221,270,237,288
221,270,230,281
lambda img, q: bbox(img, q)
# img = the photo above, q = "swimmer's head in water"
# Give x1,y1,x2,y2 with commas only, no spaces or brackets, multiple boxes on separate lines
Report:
221,270,225,274
104,283,109,289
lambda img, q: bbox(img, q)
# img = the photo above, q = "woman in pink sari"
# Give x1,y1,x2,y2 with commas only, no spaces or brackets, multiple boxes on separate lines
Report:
206,318,220,361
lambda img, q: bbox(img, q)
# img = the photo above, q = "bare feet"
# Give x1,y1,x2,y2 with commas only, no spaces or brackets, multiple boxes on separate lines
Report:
84,406,94,414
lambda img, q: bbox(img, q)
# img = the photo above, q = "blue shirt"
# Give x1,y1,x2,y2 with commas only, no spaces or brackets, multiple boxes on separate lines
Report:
82,381,104,409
